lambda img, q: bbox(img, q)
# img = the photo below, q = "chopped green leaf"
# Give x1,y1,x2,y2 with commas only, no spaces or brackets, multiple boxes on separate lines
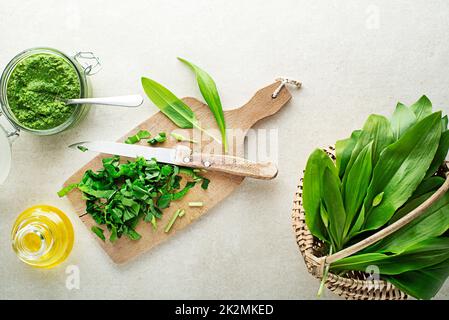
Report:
109,226,118,243
148,132,167,145
125,130,151,144
150,215,157,231
157,193,172,208
57,183,78,197
126,228,142,240
171,132,198,144
58,155,210,242
91,226,105,241
201,178,210,190
173,181,196,200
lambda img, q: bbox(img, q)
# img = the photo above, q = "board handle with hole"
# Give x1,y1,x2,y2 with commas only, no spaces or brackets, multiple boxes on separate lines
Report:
226,79,300,131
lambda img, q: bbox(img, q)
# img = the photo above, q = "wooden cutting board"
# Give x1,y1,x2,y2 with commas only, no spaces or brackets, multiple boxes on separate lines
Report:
63,81,292,264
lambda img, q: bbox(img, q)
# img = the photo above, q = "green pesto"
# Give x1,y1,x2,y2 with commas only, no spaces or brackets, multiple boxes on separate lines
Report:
6,53,81,130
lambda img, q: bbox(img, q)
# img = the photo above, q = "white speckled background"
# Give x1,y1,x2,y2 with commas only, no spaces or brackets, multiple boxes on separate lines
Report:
0,0,448,299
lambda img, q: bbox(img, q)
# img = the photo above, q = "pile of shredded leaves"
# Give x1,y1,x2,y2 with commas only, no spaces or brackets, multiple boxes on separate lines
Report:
58,156,209,242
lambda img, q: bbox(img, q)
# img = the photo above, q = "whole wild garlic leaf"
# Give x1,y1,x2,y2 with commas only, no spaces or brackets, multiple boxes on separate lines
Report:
390,102,416,140
319,202,329,228
385,258,449,300
321,167,346,251
342,141,373,236
141,77,195,128
410,95,432,121
362,112,442,231
367,191,449,254
410,176,445,201
442,115,448,131
388,191,433,225
303,149,337,243
347,205,365,239
426,105,449,179
141,77,219,143
330,238,449,275
178,57,228,152
425,130,449,179
335,130,361,178
343,114,393,180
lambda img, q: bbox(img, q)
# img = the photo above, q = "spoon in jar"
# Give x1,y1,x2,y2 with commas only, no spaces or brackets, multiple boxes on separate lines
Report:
65,94,144,108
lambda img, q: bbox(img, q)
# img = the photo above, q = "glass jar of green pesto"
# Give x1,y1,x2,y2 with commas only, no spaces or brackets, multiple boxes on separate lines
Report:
0,47,100,184
0,47,100,136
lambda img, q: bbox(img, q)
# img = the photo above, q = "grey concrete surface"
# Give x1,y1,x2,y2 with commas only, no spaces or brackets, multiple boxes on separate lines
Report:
0,0,448,299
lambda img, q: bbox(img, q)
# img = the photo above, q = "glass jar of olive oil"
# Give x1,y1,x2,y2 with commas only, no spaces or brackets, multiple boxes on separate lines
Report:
11,205,74,268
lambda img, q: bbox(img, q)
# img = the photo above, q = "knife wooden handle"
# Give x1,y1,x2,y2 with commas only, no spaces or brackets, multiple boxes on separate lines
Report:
174,146,278,180
196,153,278,180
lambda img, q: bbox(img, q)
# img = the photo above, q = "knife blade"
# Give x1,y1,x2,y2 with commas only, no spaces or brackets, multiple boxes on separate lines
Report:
69,141,179,164
69,141,278,180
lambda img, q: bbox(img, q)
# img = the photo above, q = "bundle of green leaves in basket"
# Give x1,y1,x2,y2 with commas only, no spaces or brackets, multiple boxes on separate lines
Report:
303,96,449,299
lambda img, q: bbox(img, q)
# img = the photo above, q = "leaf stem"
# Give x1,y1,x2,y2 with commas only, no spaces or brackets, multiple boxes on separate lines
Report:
164,209,185,233
188,201,204,207
317,246,333,298
192,122,222,145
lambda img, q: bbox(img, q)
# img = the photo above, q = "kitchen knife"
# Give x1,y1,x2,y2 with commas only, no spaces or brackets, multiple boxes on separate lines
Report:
69,141,278,180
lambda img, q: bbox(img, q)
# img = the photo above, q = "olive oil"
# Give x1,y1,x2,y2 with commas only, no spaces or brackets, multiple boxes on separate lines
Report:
11,205,74,268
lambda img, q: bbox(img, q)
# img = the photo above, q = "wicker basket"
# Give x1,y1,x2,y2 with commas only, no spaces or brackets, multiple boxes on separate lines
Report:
292,146,449,300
